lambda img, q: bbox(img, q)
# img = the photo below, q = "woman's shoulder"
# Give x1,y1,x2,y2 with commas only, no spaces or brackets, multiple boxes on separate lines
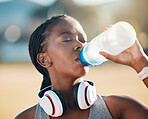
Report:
15,104,37,119
102,94,143,111
102,94,145,106
102,95,148,119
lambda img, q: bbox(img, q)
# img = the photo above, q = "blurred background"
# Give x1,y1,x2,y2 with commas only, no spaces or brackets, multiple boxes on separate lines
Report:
0,0,148,118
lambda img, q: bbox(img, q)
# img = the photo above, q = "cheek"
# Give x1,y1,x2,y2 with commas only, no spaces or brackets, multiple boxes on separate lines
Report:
52,55,75,76
48,46,73,67
47,43,88,76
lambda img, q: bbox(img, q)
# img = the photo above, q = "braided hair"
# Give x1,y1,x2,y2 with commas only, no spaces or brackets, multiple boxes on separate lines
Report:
29,14,68,90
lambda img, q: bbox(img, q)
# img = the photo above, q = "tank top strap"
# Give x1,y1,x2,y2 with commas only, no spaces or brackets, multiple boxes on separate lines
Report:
35,103,50,119
88,94,113,119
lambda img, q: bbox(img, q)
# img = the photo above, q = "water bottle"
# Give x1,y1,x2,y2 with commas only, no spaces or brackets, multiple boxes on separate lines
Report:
79,21,136,66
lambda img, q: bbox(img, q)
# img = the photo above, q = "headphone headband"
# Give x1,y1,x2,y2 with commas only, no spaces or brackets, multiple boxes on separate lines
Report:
38,85,52,98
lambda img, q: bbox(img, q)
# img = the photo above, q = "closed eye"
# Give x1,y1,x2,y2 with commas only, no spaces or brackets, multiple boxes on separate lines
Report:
62,36,73,42
63,40,72,42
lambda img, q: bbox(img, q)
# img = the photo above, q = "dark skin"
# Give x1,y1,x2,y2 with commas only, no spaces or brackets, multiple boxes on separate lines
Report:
15,17,148,119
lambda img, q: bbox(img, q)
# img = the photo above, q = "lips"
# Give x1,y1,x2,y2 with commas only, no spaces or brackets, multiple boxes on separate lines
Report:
75,56,80,63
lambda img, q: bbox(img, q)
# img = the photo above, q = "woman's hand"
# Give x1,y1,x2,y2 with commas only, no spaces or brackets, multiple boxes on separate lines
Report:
100,26,148,73
100,37,148,88
100,26,148,88
99,39,148,72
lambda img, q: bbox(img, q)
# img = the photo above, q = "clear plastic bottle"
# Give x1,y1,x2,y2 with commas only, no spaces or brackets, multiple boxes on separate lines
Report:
79,21,136,66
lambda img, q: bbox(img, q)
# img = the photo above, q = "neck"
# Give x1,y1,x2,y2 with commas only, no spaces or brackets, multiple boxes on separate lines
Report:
49,72,84,109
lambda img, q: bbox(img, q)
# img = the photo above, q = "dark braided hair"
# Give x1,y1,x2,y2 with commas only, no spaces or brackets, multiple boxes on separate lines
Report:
29,14,69,90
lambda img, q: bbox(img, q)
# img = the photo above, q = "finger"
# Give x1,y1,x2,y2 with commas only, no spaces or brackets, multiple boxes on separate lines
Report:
99,51,117,62
108,25,112,28
103,25,112,31
104,27,108,31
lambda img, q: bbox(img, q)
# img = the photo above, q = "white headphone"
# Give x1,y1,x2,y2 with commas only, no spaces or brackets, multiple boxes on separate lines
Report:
38,81,96,117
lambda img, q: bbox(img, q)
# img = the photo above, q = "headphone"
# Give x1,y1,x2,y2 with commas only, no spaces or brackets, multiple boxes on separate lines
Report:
38,81,96,117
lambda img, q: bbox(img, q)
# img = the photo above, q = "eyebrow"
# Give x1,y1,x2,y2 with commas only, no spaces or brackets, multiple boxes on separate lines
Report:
58,31,73,37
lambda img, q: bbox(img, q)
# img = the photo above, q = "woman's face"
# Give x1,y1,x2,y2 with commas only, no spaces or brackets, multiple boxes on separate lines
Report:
45,17,89,79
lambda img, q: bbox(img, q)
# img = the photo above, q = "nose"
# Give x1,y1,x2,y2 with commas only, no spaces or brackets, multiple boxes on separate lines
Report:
74,41,83,52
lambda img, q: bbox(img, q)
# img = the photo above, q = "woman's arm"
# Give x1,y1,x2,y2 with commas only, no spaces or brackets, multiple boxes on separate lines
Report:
100,39,148,88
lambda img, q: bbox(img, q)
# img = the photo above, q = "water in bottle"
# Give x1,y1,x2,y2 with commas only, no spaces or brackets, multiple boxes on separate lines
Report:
79,21,136,66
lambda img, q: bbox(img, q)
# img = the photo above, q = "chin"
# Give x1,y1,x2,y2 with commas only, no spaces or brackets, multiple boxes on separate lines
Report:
70,66,89,78
78,66,89,77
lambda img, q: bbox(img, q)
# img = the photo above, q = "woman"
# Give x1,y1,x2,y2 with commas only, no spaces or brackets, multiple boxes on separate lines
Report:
15,14,148,119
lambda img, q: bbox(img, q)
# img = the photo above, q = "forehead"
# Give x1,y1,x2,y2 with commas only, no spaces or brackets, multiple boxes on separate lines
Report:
51,17,85,36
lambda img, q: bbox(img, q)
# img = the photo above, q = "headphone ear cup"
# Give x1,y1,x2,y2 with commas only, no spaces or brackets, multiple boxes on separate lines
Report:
53,91,66,113
38,90,65,117
85,82,96,106
74,81,96,110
